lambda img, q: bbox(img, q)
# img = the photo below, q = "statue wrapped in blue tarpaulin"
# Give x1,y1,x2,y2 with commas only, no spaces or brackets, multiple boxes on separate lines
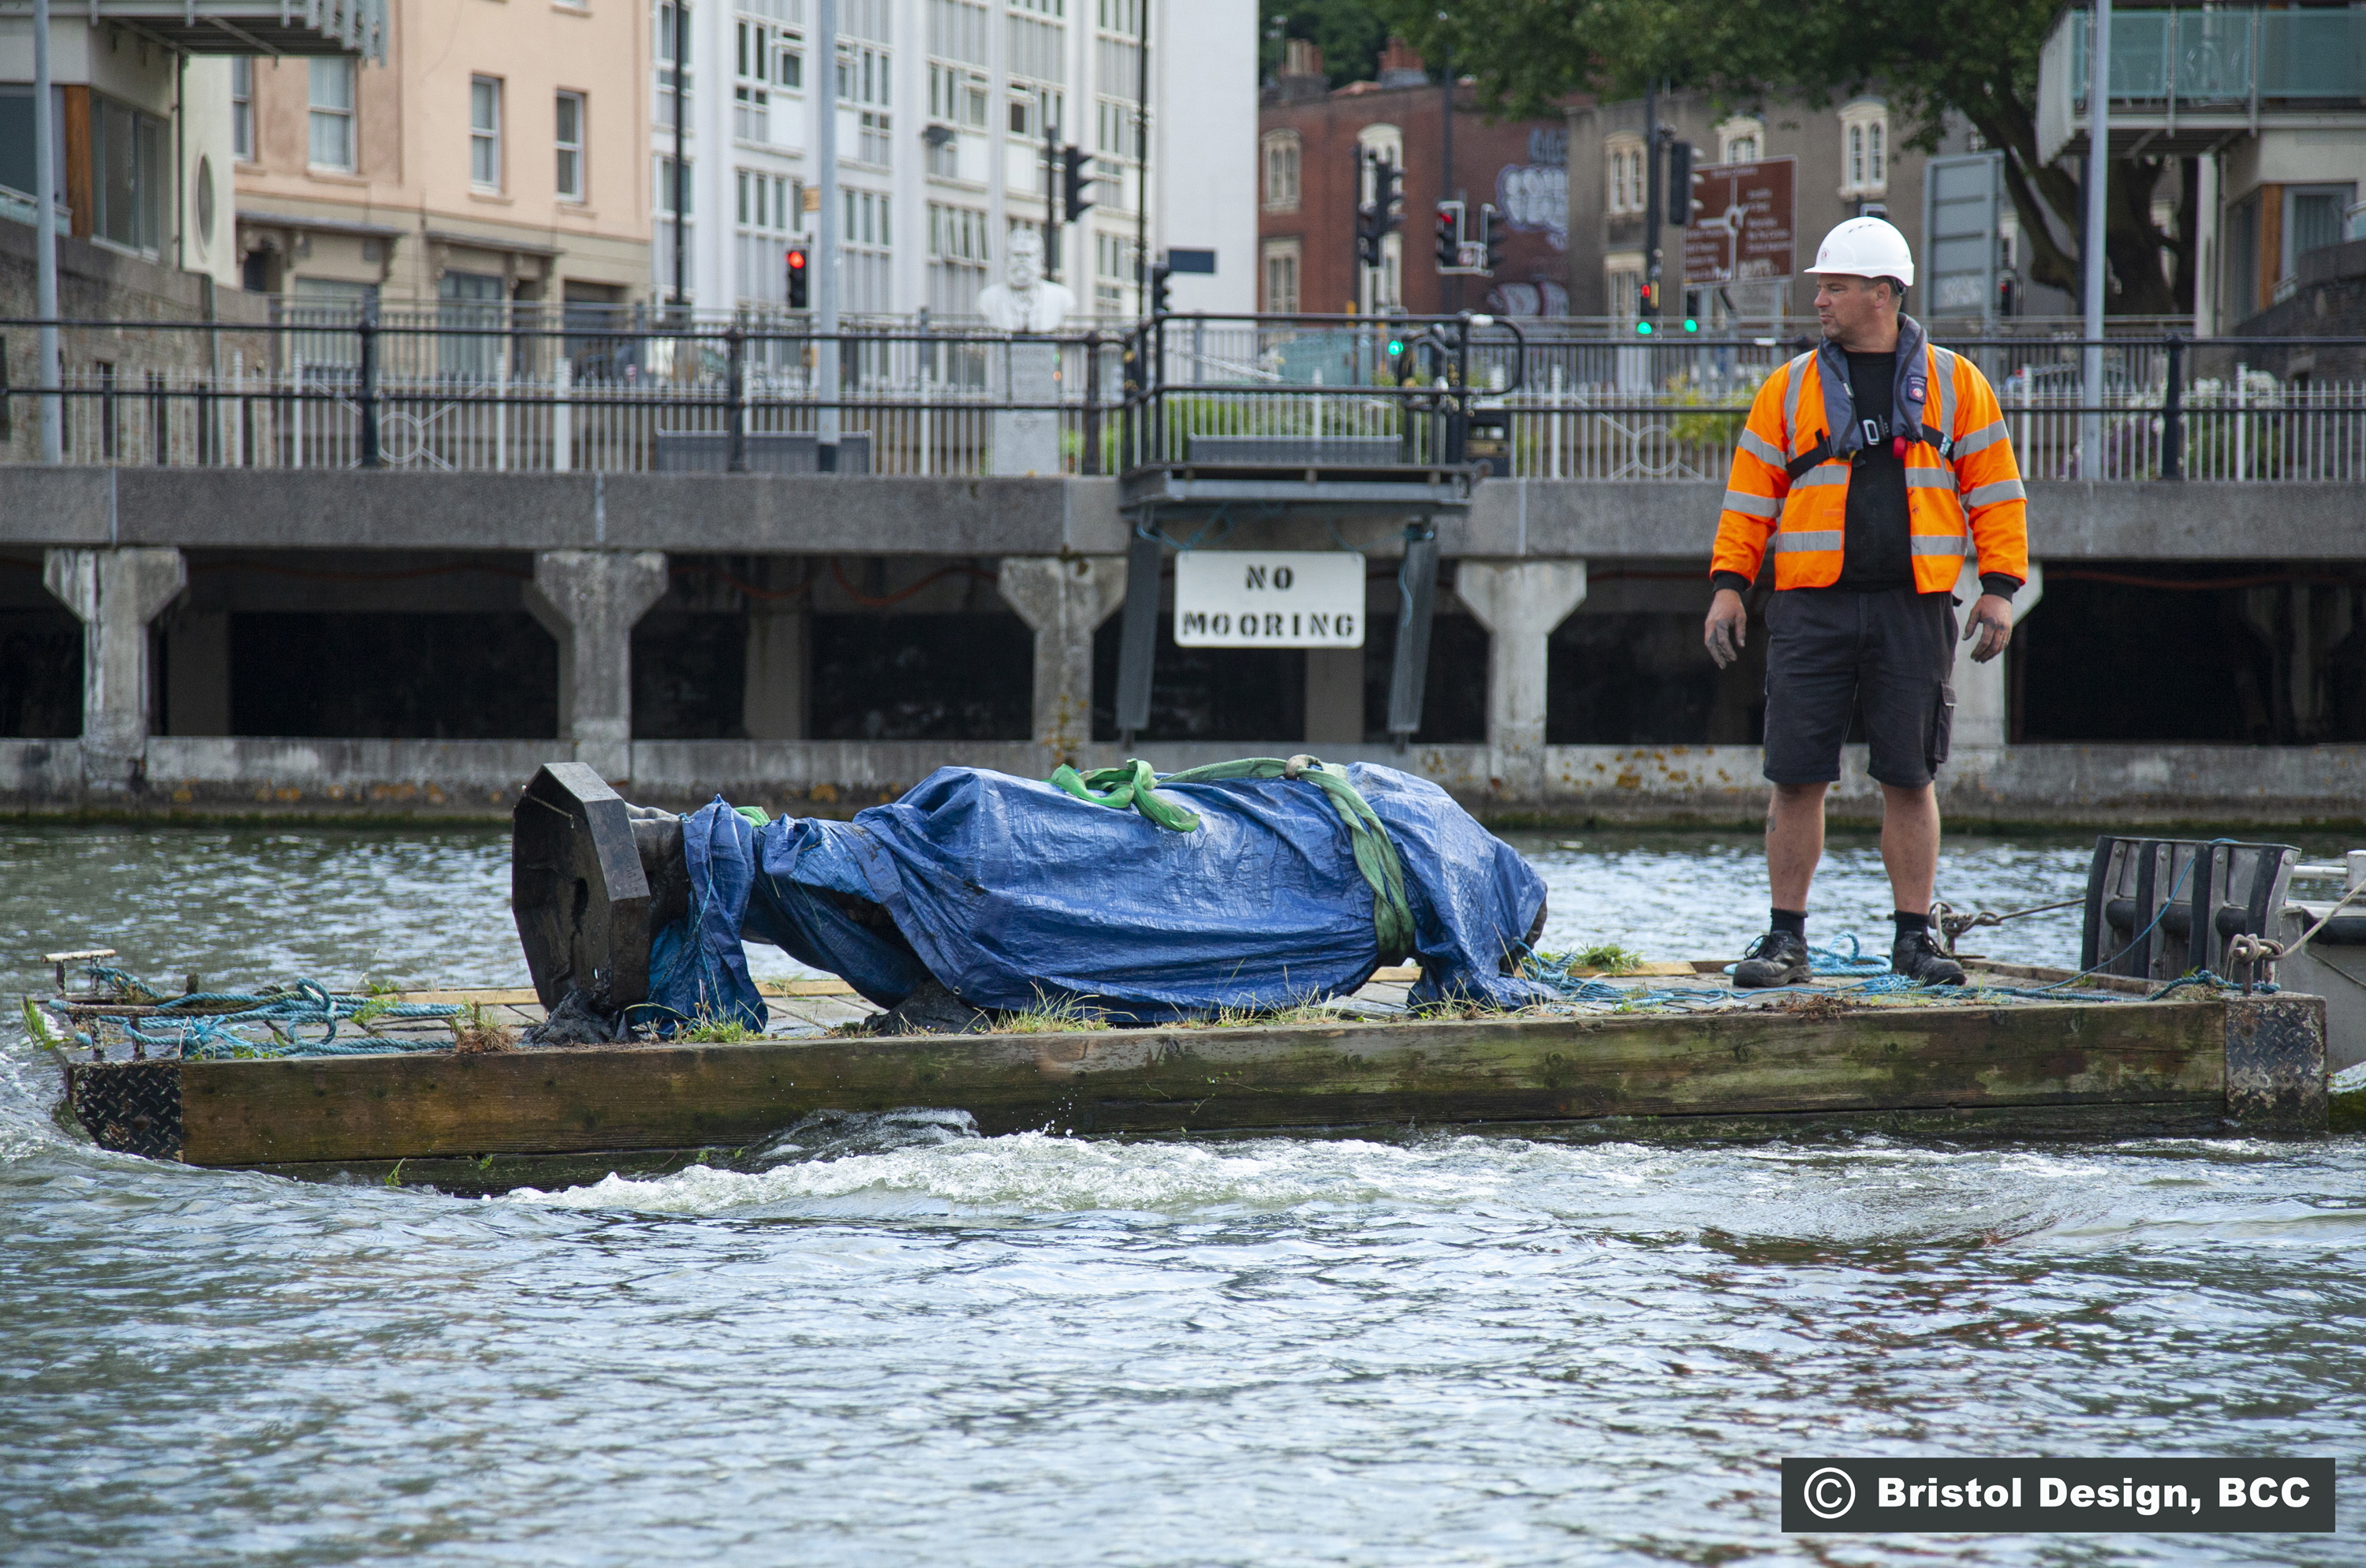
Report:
636,756,1554,1032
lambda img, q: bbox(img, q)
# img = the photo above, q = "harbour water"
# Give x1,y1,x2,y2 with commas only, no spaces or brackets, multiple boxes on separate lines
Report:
4,823,2361,1564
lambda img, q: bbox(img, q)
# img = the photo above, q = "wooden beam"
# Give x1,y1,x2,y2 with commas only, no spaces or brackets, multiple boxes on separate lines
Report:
160,999,2245,1167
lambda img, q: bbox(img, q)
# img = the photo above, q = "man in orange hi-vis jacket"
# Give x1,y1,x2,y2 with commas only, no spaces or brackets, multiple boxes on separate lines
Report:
1701,217,2029,988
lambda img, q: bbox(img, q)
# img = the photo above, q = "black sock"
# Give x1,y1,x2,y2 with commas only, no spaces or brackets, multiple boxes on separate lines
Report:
1771,907,1807,938
1894,909,1931,939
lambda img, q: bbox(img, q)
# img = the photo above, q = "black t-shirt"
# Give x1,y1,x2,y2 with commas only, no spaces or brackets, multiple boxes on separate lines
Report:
1832,349,1913,592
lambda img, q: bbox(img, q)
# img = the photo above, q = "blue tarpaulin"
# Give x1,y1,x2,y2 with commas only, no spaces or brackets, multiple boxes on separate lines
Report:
645,761,1552,1029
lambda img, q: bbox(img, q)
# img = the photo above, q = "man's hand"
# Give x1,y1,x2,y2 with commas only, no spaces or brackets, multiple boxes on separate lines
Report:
1963,593,2014,663
1704,588,1748,669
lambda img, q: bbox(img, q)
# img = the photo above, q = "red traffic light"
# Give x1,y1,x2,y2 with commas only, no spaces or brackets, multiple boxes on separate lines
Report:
786,249,807,271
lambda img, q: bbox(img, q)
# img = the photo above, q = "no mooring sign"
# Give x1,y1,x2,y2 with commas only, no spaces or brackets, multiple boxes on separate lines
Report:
1173,552,1366,648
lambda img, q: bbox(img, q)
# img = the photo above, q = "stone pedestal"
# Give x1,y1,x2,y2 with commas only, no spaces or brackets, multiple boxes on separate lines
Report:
997,555,1126,760
44,547,186,789
1455,559,1591,799
525,551,670,783
991,340,1062,476
1952,561,2043,751
1304,648,1365,745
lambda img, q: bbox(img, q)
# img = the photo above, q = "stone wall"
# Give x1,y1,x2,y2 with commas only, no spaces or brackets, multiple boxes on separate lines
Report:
0,217,274,465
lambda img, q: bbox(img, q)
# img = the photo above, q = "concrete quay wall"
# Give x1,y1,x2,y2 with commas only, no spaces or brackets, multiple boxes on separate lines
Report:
8,736,2366,828
6,467,2366,823
5,468,2364,560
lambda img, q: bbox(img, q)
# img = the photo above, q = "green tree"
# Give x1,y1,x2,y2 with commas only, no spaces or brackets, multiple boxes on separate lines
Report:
1368,0,2192,315
1260,0,1393,91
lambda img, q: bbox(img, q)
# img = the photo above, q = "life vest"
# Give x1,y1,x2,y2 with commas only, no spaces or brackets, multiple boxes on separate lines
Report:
1711,323,2030,594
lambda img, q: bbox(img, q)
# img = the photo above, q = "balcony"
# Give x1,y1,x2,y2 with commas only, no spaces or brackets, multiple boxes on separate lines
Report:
0,0,386,58
2037,3,2366,163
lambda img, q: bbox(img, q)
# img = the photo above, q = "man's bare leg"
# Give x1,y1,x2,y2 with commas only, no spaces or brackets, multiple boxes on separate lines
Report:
1767,782,1829,909
1879,782,1939,914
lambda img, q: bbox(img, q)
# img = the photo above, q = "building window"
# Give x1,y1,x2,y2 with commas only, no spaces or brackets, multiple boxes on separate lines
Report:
927,61,990,181
655,153,693,298
232,58,255,162
736,18,802,144
1606,256,1644,319
1093,230,1130,315
1715,116,1762,165
91,95,166,257
929,62,988,127
737,167,802,304
555,91,586,201
656,2,689,133
1262,237,1301,315
927,200,990,314
438,271,506,380
842,186,892,312
469,77,503,191
1605,134,1645,215
2286,184,2356,286
1839,100,1887,196
1261,129,1301,213
309,57,356,171
838,41,892,166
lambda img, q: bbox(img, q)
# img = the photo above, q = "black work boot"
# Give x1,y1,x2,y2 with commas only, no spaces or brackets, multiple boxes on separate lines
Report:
1893,930,1967,986
1733,929,1812,987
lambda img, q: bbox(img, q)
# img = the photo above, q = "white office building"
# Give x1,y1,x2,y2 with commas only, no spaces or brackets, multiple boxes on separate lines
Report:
650,0,1254,322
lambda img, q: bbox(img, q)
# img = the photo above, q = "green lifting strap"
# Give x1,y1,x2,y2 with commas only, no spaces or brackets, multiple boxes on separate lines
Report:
1047,755,1415,964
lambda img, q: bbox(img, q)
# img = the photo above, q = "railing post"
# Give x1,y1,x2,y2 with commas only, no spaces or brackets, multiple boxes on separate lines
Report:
1082,331,1102,476
356,303,382,469
2160,330,2185,481
726,324,748,473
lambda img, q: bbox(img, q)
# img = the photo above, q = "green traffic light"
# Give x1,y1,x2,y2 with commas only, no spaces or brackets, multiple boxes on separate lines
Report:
1683,318,1700,332
1386,339,1404,355
1635,321,1654,336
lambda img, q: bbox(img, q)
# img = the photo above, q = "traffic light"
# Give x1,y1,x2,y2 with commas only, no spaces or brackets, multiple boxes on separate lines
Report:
1356,155,1402,270
1478,203,1504,274
1666,140,1696,226
786,245,809,309
1060,145,1094,225
1435,200,1463,271
1150,263,1172,315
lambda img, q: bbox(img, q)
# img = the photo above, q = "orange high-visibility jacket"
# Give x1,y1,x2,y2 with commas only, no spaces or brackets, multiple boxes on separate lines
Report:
1711,329,2029,593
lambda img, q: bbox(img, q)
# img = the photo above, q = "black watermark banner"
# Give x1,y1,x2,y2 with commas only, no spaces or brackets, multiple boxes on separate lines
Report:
1782,1458,2336,1533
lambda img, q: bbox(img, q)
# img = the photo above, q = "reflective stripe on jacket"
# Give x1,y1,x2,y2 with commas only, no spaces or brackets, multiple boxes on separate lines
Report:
1711,320,2030,593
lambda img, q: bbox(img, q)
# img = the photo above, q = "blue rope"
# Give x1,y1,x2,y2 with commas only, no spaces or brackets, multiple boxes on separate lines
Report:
74,968,464,1059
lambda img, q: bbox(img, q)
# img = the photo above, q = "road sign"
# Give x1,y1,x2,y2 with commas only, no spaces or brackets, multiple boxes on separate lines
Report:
1924,151,2004,321
1681,156,1797,286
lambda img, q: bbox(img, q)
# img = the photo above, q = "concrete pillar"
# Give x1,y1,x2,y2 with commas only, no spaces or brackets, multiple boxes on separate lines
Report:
1952,561,2044,751
44,547,186,788
743,607,808,740
525,550,670,782
1304,648,1364,746
1455,559,1590,797
997,555,1126,760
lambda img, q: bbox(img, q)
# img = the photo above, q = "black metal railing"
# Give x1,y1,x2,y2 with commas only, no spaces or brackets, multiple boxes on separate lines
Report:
3,312,2361,483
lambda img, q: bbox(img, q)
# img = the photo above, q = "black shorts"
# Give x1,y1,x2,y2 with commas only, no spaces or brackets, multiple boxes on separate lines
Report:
1762,588,1957,788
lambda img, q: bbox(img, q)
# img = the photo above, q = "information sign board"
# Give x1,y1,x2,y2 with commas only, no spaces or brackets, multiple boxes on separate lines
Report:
1682,157,1797,286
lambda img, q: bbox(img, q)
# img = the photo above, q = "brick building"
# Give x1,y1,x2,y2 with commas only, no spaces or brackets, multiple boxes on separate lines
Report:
1256,40,1574,319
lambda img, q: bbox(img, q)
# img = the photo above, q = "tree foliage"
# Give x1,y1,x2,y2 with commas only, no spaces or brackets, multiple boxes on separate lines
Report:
1367,0,2190,315
1259,0,1393,90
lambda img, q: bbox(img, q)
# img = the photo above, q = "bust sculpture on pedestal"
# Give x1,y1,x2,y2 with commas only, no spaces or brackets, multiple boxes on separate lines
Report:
976,230,1076,334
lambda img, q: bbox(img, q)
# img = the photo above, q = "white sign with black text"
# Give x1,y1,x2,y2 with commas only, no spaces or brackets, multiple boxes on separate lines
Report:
1172,551,1365,648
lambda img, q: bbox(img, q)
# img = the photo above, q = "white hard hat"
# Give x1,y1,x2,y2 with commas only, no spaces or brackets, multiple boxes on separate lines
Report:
1811,216,1915,287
